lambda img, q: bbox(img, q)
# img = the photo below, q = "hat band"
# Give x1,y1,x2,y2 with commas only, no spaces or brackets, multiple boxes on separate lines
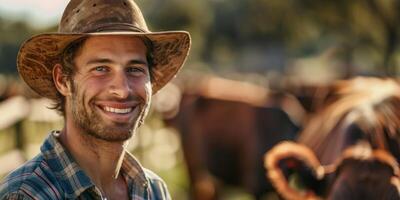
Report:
83,23,147,33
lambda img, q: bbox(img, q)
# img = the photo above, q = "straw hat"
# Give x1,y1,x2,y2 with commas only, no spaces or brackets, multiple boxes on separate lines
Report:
17,0,191,99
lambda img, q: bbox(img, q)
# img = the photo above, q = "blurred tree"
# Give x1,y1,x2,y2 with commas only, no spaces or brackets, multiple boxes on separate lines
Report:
1,0,400,76
140,0,400,76
0,16,56,74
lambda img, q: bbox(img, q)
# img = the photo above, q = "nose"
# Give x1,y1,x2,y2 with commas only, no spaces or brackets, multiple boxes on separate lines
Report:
109,71,131,99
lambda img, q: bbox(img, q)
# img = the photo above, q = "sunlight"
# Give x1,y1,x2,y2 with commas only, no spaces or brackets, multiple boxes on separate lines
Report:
0,0,69,28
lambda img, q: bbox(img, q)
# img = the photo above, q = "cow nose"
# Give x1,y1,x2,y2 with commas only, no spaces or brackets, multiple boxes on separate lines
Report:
109,73,131,99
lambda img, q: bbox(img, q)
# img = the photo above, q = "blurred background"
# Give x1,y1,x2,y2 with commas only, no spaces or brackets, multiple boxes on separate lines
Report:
1,0,400,199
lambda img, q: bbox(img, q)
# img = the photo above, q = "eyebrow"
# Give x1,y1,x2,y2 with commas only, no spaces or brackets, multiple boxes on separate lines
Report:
86,58,148,66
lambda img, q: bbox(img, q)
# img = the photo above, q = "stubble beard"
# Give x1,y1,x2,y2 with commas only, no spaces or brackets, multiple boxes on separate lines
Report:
70,89,151,142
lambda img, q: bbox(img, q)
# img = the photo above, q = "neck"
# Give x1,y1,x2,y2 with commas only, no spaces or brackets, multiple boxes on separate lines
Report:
58,120,129,191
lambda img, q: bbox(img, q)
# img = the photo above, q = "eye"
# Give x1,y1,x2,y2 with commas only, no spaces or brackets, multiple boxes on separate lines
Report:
90,66,110,75
94,66,108,72
126,66,146,76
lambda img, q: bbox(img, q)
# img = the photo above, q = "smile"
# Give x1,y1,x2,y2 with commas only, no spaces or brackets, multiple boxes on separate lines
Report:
102,106,132,114
95,101,140,122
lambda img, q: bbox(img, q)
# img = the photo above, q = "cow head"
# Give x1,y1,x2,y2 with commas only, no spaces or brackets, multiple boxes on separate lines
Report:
298,77,400,166
265,141,400,200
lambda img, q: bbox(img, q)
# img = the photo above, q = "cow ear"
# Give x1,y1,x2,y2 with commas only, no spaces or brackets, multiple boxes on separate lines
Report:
264,141,325,200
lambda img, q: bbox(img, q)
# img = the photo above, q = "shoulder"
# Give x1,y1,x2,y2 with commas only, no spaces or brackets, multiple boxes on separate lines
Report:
0,155,44,197
143,168,171,200
0,155,62,199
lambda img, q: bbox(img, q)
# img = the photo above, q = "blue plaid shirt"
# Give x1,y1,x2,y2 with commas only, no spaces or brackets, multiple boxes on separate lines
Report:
0,131,171,200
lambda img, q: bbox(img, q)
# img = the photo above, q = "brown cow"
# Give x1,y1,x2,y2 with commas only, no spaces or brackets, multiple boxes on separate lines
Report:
264,77,400,199
265,141,400,200
299,77,400,165
154,75,306,200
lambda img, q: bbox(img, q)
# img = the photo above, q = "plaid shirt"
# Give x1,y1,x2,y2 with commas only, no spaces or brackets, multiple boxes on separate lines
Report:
0,131,171,200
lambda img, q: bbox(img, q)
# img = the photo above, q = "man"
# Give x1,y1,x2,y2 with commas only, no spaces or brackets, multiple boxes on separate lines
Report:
0,0,190,199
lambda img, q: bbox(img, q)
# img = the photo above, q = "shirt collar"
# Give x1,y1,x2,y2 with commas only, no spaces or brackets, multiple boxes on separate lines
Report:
41,131,149,199
122,150,148,188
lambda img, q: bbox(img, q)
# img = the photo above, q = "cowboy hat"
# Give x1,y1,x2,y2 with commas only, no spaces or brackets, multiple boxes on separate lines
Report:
17,0,191,99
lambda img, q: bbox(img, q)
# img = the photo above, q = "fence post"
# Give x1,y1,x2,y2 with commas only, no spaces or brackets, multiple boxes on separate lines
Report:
14,120,24,150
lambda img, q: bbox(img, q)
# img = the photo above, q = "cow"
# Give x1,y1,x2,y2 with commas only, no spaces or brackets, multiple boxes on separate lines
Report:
153,74,306,200
298,77,400,165
264,77,400,199
265,141,400,200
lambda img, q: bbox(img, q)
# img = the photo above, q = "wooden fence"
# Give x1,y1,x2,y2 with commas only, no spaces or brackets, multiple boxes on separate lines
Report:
0,96,62,177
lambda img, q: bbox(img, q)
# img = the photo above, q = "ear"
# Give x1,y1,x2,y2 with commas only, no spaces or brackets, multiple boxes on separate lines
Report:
53,64,72,96
264,141,325,200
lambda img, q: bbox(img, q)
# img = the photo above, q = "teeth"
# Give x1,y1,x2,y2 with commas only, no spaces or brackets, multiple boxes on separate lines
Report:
103,106,132,114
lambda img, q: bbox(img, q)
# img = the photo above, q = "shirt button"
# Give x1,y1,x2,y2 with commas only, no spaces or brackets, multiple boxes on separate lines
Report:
52,130,61,137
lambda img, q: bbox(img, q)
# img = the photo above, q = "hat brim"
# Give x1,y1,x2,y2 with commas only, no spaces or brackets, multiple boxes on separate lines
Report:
17,31,191,100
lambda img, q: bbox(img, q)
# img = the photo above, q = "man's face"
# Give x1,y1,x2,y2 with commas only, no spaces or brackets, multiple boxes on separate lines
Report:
67,35,152,142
